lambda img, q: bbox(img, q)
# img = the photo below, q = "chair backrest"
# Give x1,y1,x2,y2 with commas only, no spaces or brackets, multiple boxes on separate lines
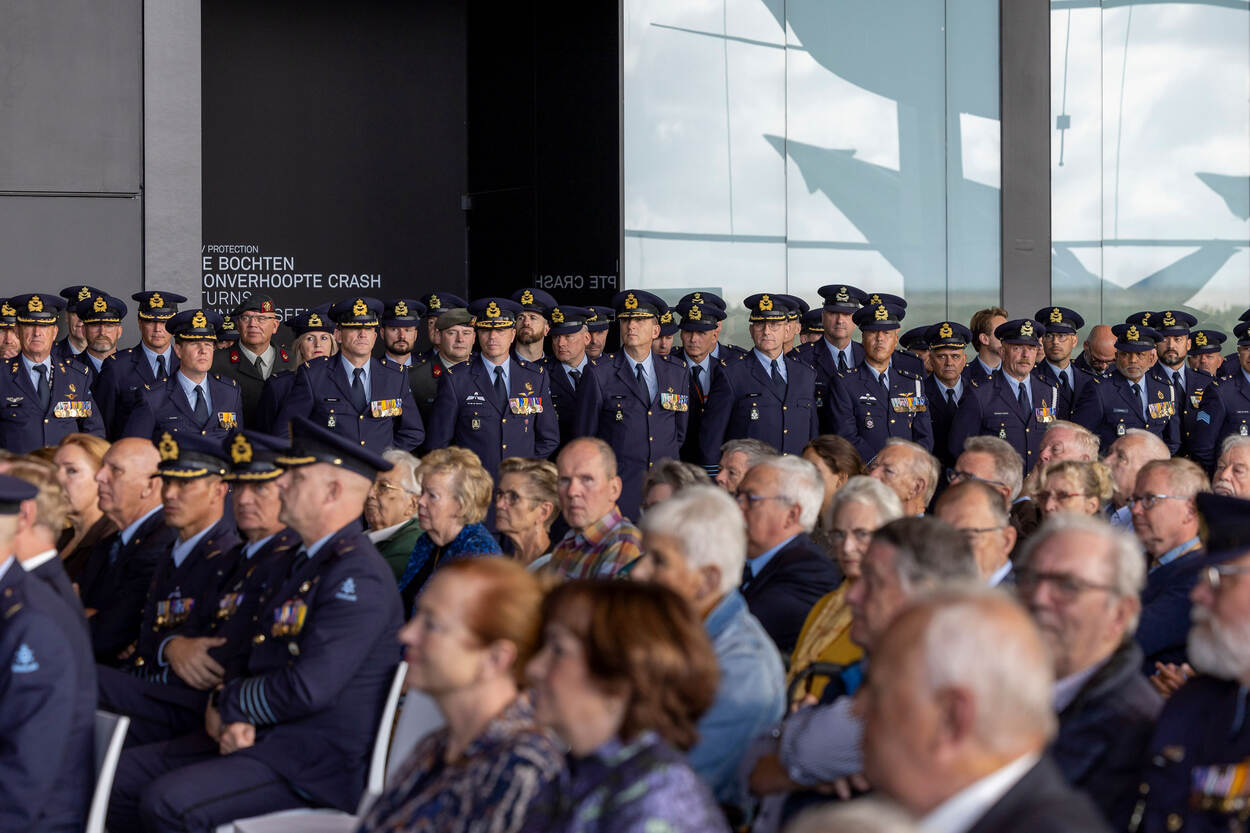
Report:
364,662,409,799
87,710,130,833
385,689,446,779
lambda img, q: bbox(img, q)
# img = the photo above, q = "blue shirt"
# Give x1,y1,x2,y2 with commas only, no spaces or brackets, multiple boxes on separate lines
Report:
20,354,51,393
627,352,658,401
140,343,174,379
824,338,854,371
303,529,338,561
936,378,963,402
176,370,212,415
243,531,278,560
977,357,1000,379
754,349,787,384
1150,536,1201,573
563,356,589,389
744,533,798,585
1005,373,1031,411
170,521,215,568
685,354,713,394
341,355,372,401
1164,365,1185,389
480,355,510,396
120,504,163,547
1046,361,1073,389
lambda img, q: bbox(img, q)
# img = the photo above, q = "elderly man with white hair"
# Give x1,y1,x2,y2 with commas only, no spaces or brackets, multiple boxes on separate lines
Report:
1212,434,1250,498
857,589,1110,833
1023,420,1101,494
715,437,778,494
1016,515,1162,827
868,438,940,517
1102,428,1170,528
633,484,786,818
735,454,841,654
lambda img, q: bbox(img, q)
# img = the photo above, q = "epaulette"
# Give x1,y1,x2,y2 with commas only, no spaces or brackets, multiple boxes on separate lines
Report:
2,582,25,619
229,349,240,364
213,373,238,387
279,348,289,363
896,365,921,380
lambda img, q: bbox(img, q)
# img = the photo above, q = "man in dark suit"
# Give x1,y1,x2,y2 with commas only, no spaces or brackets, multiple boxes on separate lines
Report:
795,285,867,425
924,321,974,469
279,297,425,454
108,417,403,831
859,590,1111,833
124,309,244,444
1034,306,1093,420
93,290,185,438
427,297,560,480
1016,515,1163,828
699,293,820,464
828,296,933,462
1190,322,1250,470
949,319,1061,474
0,293,104,452
1073,323,1182,455
546,304,593,455
0,474,97,833
210,292,295,425
736,455,841,654
576,290,690,521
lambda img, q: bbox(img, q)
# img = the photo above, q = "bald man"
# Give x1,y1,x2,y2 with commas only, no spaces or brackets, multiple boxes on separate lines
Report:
79,437,178,663
1075,324,1116,378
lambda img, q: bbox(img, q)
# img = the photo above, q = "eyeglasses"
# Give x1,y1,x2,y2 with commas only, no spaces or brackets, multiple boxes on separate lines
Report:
734,491,792,508
946,468,1008,490
237,313,277,325
1202,563,1250,590
1128,493,1187,511
1014,568,1118,602
370,480,409,497
495,488,538,506
1037,490,1087,503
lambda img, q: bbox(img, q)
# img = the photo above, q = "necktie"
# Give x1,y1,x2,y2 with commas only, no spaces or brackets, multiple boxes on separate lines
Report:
878,372,888,392
1058,372,1069,392
1017,381,1029,412
741,561,753,588
569,369,581,390
34,365,50,411
838,351,848,374
1172,371,1182,391
155,355,168,382
1130,383,1143,419
691,364,704,396
288,549,309,579
351,367,367,412
107,536,123,566
254,355,266,378
193,384,209,425
771,359,785,390
946,388,957,408
494,366,507,409
635,363,648,400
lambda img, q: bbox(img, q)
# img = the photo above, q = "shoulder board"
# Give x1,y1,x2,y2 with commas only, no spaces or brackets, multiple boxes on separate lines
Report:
896,366,920,380
229,349,240,364
212,373,238,386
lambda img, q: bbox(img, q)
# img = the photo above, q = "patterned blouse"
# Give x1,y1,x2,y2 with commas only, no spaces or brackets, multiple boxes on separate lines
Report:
520,731,731,833
356,696,565,833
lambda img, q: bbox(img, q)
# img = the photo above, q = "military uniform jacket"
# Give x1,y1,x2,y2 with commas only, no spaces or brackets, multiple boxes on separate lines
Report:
426,356,560,477
924,374,964,469
215,520,404,812
1191,371,1250,470
698,351,820,465
547,359,585,456
253,369,297,435
83,509,178,663
964,357,999,387
575,351,690,519
280,355,426,453
211,343,295,426
51,336,84,366
827,359,934,462
1134,675,1250,833
796,338,863,434
123,373,243,444
1034,361,1095,421
29,556,84,629
1149,364,1215,458
93,345,180,439
1072,369,1182,455
0,561,96,832
1137,544,1205,673
391,354,450,437
130,515,242,673
672,344,737,465
0,357,103,453
948,372,1061,473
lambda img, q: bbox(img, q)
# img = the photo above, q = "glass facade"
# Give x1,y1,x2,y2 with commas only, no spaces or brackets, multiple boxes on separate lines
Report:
1051,1,1250,335
622,0,1001,346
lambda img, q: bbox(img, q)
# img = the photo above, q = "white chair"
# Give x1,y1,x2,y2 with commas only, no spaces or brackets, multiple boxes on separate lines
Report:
87,710,130,833
230,661,415,833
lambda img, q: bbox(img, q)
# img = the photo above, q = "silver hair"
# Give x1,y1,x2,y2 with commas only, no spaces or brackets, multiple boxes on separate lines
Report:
721,438,779,469
640,484,747,598
1138,458,1211,502
1043,420,1101,461
380,448,422,495
872,517,980,595
920,588,1058,754
756,454,826,532
1017,513,1146,631
1220,433,1250,458
785,798,919,833
828,475,905,527
1119,428,1170,459
882,438,942,503
961,435,1025,500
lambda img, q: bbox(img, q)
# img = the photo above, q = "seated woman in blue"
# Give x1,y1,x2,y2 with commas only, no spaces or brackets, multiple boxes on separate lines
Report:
356,557,564,833
522,580,731,833
397,446,500,612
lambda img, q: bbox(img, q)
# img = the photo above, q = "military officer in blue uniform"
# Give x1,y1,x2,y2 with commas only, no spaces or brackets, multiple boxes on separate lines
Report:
652,303,680,356
107,416,404,831
698,293,820,463
546,304,593,454
124,309,244,444
279,296,425,453
253,305,335,434
0,293,103,452
70,291,129,385
1073,323,1182,455
948,319,1060,473
52,283,102,364
585,304,615,360
376,297,427,369
1191,323,1250,471
800,308,824,344
671,295,729,466
576,290,690,520
93,290,186,438
417,290,469,362
1141,310,1213,455
1032,305,1093,420
0,475,96,833
825,298,932,462
797,284,867,431
923,321,974,469
511,287,558,367
98,431,300,746
427,297,560,480
899,325,931,371
1189,329,1228,379
0,298,19,361
1218,309,1250,379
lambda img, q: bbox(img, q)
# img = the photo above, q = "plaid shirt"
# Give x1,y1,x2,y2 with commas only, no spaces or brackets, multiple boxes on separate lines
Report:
547,506,642,579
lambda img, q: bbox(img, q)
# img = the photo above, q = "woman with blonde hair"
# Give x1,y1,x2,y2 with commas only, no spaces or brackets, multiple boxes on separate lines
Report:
254,306,338,433
494,457,559,569
1037,459,1115,519
53,433,116,580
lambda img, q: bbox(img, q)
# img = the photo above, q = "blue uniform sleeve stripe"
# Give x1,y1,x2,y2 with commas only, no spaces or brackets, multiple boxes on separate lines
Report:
255,679,277,725
242,678,262,724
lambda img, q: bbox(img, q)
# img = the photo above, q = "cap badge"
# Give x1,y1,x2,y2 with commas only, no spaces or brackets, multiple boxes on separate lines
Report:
688,304,702,321
692,292,705,304
939,322,953,339
394,301,408,316
1163,311,1176,327
1141,313,1151,326
1196,332,1208,347
624,293,639,310
520,289,534,306
1020,320,1034,338
28,296,43,313
661,310,673,324
874,305,888,321
759,295,773,311
93,295,108,313
1,303,13,316
158,432,179,462
428,294,441,309
192,311,208,329
231,435,253,464
1049,307,1063,324
869,294,882,305
486,301,501,319
352,298,368,317
836,288,849,302
1127,325,1140,341
551,308,565,324
308,313,323,328
260,300,274,313
150,293,164,309
78,286,92,301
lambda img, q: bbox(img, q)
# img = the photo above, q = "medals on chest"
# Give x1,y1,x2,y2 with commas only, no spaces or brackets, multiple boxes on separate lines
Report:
272,598,308,637
155,590,193,628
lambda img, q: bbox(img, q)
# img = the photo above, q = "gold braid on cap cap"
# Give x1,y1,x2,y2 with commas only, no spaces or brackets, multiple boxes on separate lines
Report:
158,432,179,462
230,434,253,464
